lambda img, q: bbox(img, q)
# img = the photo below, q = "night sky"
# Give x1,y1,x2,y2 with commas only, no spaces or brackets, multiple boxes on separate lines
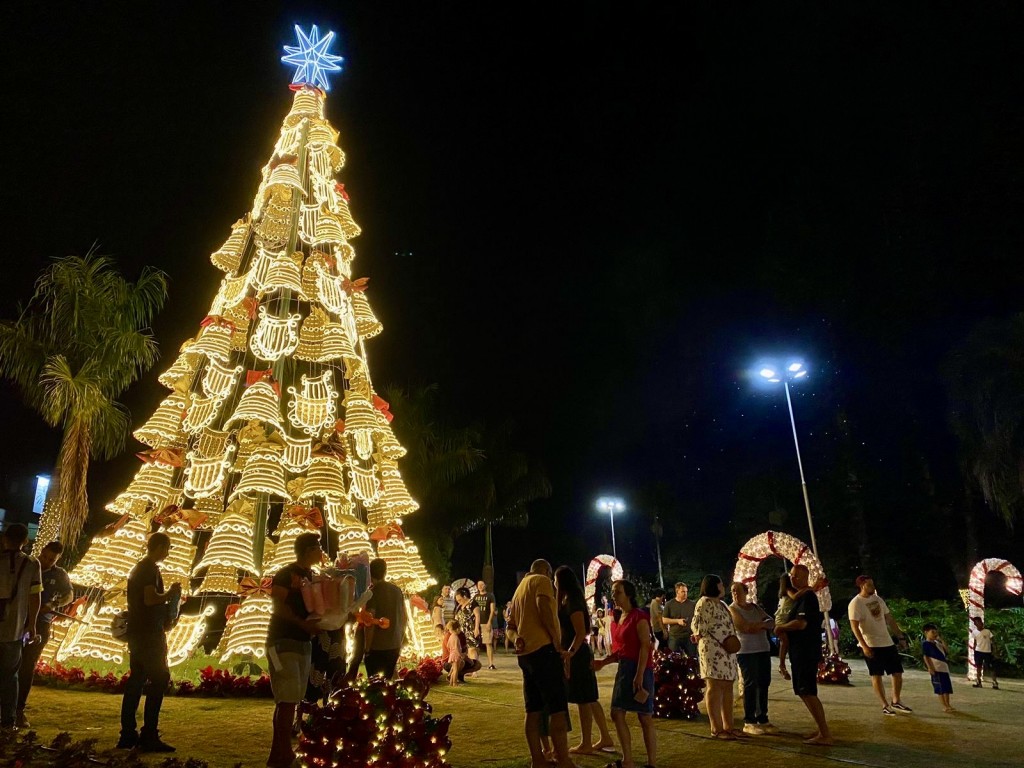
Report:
2,2,1024,598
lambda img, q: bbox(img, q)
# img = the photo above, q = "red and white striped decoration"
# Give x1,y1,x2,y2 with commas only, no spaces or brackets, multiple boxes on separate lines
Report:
966,558,1022,682
585,554,624,612
732,531,832,612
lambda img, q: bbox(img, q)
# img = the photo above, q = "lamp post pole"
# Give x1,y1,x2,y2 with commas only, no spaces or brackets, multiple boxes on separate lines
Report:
759,361,836,654
596,497,625,562
652,512,665,589
783,380,821,560
609,504,617,560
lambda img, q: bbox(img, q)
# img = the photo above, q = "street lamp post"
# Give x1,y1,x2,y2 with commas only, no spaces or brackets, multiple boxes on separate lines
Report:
595,497,625,561
758,360,836,653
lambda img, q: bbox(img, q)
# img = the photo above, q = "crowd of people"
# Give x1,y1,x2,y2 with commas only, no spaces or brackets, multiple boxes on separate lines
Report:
0,522,1008,768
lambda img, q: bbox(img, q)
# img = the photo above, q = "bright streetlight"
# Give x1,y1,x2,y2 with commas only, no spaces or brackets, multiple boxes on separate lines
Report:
756,359,835,653
595,497,625,560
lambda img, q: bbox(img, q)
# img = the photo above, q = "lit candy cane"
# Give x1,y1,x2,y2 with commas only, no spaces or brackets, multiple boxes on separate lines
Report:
732,531,832,613
966,558,1022,682
585,554,624,613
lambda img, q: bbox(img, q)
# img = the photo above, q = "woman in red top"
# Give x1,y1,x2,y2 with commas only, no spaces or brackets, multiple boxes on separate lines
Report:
593,580,656,768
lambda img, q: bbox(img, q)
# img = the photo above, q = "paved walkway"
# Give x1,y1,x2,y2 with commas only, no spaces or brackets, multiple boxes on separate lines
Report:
428,664,1021,768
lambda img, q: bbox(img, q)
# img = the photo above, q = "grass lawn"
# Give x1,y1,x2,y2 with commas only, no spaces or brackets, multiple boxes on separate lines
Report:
21,653,1023,768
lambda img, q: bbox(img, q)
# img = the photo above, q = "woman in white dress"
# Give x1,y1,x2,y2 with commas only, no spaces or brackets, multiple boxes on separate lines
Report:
690,574,740,739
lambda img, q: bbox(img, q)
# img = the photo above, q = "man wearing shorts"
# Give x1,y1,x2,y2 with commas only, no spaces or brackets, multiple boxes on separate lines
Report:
474,579,497,669
265,532,324,768
508,559,576,768
776,564,832,746
848,575,912,716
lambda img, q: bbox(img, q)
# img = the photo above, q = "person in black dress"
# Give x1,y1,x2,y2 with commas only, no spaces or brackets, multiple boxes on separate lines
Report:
553,566,615,754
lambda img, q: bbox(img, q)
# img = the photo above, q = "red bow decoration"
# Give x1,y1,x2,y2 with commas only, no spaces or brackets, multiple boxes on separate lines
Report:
372,394,394,423
311,439,346,460
241,296,260,320
237,576,274,598
287,505,324,530
102,514,131,535
369,523,405,542
334,182,351,201
225,603,242,621
410,595,429,614
335,552,370,570
136,447,184,467
288,83,324,97
342,277,369,294
153,504,182,527
246,369,281,396
355,609,390,629
311,249,336,271
200,315,236,332
63,596,88,620
155,505,208,531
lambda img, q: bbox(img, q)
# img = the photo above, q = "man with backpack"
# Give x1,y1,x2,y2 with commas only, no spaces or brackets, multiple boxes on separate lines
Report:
118,532,180,752
0,524,42,732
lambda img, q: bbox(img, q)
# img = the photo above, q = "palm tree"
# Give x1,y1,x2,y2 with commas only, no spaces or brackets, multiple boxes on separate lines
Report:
381,384,485,583
447,421,552,587
944,313,1024,528
0,250,168,550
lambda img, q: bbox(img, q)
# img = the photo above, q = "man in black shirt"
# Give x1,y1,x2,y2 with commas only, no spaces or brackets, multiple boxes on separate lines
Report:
776,564,833,746
266,532,323,768
363,558,408,679
118,532,180,752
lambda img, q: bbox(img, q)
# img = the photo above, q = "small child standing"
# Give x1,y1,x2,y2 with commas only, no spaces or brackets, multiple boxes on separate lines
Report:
921,623,954,712
970,616,999,689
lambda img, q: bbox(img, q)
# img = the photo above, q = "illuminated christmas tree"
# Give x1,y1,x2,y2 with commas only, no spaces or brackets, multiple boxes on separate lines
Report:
61,25,438,668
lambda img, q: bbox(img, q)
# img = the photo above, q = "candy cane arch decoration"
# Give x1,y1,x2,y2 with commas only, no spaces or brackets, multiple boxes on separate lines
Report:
450,578,477,597
965,558,1022,682
733,531,835,652
585,554,624,613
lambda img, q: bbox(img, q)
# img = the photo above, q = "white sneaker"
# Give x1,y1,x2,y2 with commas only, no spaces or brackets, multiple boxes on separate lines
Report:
742,724,765,735
760,723,778,733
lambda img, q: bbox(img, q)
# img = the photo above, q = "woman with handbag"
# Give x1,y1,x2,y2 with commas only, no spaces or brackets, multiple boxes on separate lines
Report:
691,574,740,740
728,582,776,735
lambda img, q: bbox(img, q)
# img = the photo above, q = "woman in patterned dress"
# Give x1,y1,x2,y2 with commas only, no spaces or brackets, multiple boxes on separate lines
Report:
454,587,482,670
690,574,740,739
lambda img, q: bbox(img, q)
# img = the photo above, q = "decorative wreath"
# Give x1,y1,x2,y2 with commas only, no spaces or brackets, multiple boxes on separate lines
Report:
732,531,832,612
585,554,624,612
965,558,1022,681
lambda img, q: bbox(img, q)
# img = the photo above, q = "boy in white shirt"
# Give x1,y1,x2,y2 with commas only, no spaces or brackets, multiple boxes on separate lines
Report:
970,616,998,689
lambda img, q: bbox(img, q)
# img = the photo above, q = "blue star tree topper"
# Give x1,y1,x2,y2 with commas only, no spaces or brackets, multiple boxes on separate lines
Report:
282,25,345,91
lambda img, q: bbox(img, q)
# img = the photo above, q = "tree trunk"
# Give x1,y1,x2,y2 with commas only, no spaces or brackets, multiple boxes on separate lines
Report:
482,522,494,590
55,418,92,553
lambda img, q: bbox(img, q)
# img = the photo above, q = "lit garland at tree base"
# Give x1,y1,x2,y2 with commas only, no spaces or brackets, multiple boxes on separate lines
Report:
297,672,452,768
817,652,852,685
652,651,705,719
